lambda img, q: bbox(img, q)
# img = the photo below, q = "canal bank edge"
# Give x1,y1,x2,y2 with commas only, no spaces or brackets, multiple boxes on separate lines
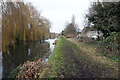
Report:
39,36,80,78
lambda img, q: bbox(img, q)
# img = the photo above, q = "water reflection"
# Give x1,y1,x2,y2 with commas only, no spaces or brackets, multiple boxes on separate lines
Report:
43,38,58,62
45,38,57,52
2,41,50,78
0,52,2,79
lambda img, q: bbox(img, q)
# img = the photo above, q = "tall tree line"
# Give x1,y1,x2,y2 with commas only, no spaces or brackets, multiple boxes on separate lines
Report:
1,1,51,51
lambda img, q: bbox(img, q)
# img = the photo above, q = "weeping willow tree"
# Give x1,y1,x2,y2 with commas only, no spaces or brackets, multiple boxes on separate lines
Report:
1,1,51,52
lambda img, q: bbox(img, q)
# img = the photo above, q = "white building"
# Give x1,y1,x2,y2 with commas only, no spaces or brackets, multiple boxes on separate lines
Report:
86,31,103,38
81,27,103,39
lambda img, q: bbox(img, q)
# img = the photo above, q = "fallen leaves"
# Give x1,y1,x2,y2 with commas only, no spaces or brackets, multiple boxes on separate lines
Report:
15,58,44,79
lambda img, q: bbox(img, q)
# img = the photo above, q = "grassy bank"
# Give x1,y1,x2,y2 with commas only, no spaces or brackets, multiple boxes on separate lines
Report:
40,37,83,78
40,37,118,78
69,38,118,78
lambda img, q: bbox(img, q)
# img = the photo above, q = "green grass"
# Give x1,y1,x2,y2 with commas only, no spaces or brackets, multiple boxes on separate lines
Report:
68,38,118,78
84,41,119,63
40,37,119,78
39,37,80,78
98,51,120,63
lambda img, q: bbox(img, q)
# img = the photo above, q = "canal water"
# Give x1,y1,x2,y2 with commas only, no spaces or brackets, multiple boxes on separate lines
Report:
0,38,57,79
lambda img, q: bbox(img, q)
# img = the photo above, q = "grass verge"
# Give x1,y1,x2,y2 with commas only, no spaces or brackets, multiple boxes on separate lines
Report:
68,38,118,78
39,37,82,78
40,37,118,78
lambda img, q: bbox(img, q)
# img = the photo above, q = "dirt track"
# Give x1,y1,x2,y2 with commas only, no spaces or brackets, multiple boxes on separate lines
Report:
64,45,93,78
68,38,118,78
40,37,118,78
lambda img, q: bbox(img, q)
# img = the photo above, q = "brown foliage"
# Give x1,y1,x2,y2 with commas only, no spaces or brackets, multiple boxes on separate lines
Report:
15,58,44,79
2,2,51,52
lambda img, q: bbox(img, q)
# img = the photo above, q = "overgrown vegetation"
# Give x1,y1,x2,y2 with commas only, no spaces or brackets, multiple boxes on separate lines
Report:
86,2,120,58
69,38,118,78
1,1,51,52
98,32,119,59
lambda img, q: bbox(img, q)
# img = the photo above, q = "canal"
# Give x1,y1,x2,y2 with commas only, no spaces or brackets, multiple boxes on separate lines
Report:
0,38,57,79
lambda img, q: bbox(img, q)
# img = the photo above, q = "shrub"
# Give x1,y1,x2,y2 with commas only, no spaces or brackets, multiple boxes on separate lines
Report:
98,32,119,55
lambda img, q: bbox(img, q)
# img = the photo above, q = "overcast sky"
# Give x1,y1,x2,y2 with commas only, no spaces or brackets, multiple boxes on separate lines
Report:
25,0,92,33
